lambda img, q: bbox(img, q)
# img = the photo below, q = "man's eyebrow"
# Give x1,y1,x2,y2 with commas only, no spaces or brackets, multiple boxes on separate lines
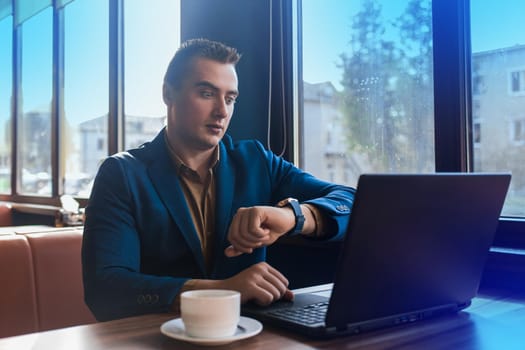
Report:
194,81,239,96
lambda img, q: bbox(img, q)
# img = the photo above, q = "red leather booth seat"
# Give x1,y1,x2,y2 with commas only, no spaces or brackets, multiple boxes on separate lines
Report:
0,228,96,338
0,234,39,337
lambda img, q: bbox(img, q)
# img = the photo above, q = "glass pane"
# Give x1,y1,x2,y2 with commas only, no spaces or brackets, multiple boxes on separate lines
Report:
123,0,180,150
471,0,525,217
301,0,434,187
18,7,52,196
63,0,108,197
0,15,12,194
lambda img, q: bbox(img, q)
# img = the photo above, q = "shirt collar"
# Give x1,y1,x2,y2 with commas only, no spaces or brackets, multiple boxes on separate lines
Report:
164,132,220,174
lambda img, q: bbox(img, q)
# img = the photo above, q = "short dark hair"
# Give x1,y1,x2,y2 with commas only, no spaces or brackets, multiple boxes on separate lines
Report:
164,38,241,89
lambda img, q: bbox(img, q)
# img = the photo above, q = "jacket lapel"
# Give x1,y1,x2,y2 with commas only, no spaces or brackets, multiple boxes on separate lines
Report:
212,141,236,266
146,130,206,275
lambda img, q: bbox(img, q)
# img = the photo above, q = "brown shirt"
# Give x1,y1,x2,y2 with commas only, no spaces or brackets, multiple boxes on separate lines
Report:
165,135,218,272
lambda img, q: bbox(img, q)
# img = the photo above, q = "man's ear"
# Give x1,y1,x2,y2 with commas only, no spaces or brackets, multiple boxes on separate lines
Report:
163,83,174,105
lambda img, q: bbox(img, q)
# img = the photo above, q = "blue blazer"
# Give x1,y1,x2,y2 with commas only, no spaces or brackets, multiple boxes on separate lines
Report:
82,128,355,321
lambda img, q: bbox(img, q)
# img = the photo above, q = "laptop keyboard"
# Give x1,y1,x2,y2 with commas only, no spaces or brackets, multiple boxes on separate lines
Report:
268,301,328,325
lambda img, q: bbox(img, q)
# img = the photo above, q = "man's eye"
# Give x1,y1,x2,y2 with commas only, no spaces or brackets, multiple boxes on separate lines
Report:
201,90,214,98
226,97,237,105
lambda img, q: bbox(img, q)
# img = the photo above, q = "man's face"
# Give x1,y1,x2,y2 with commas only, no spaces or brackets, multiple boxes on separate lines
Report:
165,58,239,153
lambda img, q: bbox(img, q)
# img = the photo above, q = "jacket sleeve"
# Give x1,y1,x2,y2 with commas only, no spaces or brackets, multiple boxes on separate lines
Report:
82,156,187,321
255,140,356,241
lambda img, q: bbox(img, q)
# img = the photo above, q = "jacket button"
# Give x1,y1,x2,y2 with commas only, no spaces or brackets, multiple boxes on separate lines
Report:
336,205,349,212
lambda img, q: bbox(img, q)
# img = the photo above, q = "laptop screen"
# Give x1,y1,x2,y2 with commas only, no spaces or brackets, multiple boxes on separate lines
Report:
326,173,511,327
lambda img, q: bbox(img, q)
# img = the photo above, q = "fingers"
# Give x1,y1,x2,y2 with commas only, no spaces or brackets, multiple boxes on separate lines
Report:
227,207,270,255
240,208,269,242
283,289,294,301
244,263,291,306
224,245,244,257
260,268,287,296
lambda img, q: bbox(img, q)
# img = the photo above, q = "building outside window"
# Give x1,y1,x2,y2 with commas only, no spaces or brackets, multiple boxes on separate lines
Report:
471,0,525,216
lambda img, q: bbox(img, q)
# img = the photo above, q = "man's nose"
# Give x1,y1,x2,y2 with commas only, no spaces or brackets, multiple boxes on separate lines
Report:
213,99,228,118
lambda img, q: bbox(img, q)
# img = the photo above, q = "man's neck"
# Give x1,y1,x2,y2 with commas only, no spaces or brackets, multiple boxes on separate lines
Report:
165,136,218,178
180,148,216,176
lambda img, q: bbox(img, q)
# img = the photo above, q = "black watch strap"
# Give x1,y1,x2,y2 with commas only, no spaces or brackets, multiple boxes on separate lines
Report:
277,198,305,236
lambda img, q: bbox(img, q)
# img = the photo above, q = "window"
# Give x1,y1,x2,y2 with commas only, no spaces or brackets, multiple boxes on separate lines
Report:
509,69,525,94
472,99,480,119
473,122,481,145
471,0,525,217
97,138,104,151
300,0,525,218
300,0,434,188
472,100,481,146
0,1,181,203
123,0,180,150
472,75,485,95
63,0,109,197
511,119,525,143
18,7,53,196
0,15,12,194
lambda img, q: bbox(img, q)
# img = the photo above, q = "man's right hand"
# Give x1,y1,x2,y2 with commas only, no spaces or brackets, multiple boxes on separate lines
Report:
178,262,294,308
221,262,294,305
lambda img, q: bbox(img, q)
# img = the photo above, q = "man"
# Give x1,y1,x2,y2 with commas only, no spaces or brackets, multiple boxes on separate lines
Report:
82,38,355,321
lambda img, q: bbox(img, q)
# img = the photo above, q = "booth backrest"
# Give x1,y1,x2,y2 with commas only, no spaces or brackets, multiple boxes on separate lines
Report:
0,203,13,227
0,228,96,338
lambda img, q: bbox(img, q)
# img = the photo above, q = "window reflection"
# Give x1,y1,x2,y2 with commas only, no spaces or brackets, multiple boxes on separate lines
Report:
301,0,434,188
18,8,52,196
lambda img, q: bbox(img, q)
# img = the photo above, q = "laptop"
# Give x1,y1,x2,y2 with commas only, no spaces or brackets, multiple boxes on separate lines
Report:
242,173,511,338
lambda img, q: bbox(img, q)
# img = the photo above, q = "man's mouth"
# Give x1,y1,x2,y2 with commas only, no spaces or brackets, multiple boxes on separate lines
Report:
207,124,223,133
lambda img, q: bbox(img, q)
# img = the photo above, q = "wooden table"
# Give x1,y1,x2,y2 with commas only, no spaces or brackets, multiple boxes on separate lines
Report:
1,290,524,349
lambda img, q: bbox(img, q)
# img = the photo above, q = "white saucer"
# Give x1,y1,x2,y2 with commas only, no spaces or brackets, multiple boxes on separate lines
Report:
160,316,263,346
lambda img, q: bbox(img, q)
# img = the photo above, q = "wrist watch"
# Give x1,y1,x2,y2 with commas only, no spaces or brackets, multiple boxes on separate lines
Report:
277,197,305,236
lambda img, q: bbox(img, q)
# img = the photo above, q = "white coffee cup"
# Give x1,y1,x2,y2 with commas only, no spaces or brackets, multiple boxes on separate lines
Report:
180,289,241,339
